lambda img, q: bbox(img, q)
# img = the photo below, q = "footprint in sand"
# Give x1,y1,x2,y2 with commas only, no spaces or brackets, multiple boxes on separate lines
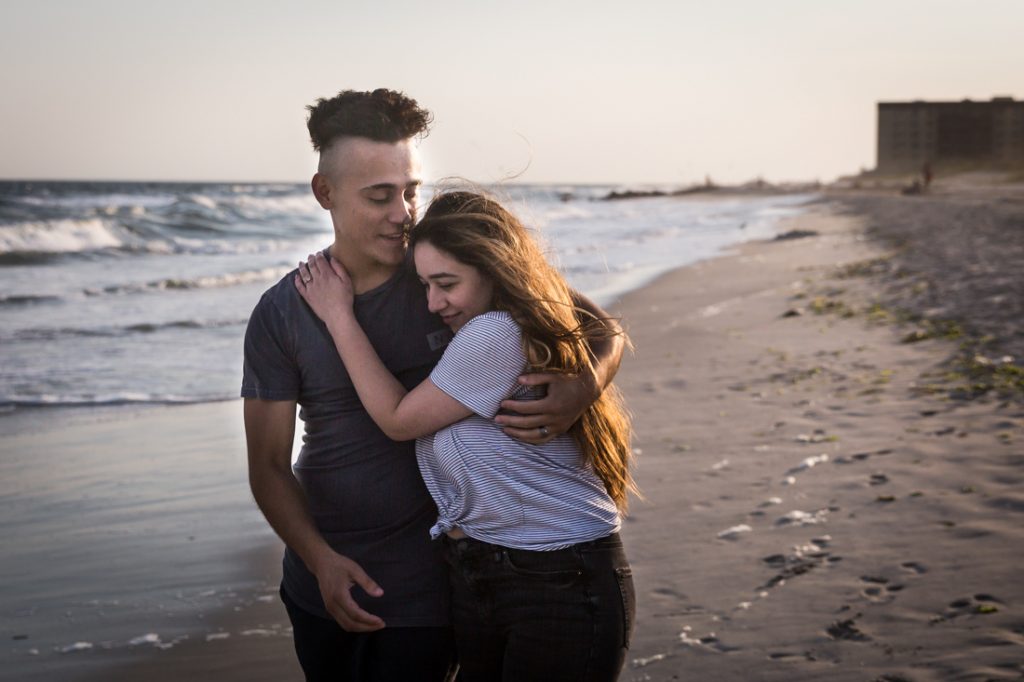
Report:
649,587,705,618
825,616,871,642
859,576,896,604
767,651,816,663
900,561,928,575
758,537,836,590
932,593,1004,622
855,563,926,604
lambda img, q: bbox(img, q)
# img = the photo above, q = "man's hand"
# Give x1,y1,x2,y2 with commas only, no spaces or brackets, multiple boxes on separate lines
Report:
496,370,598,444
314,551,386,632
496,291,626,445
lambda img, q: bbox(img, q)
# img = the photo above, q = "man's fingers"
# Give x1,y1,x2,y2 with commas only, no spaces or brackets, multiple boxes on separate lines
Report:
347,564,384,598
494,410,549,429
331,592,385,631
515,373,562,387
332,608,384,632
497,398,546,416
500,425,551,444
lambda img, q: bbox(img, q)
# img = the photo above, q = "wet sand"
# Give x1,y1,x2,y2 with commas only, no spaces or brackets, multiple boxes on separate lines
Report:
1,404,300,681
4,190,1022,681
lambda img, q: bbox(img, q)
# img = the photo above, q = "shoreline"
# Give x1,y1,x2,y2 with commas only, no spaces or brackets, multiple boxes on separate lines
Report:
4,194,1022,680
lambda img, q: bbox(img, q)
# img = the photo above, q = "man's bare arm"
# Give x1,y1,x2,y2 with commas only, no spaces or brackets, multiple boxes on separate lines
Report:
244,398,385,631
573,290,626,389
495,291,626,443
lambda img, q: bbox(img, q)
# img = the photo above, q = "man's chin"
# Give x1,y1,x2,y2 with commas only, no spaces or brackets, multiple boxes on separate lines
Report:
376,246,407,268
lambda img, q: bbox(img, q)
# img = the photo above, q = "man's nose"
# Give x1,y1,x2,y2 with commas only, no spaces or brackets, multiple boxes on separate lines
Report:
389,196,413,225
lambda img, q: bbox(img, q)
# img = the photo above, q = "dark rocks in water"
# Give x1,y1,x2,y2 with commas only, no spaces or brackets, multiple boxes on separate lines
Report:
602,189,669,201
600,185,722,201
774,229,820,241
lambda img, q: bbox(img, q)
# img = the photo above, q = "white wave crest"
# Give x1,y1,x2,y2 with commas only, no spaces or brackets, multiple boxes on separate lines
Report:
184,193,219,210
1,392,232,408
157,266,292,290
13,193,177,209
0,218,126,254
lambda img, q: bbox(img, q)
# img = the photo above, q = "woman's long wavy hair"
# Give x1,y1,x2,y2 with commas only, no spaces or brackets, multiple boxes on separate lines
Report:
410,190,637,511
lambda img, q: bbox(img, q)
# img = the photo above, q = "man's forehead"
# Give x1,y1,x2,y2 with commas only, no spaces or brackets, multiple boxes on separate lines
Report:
326,136,421,183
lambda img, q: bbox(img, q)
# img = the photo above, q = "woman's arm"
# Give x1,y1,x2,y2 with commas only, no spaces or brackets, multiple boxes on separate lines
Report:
295,253,471,441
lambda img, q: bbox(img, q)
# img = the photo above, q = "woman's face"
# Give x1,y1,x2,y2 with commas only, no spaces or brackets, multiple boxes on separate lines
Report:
414,241,494,332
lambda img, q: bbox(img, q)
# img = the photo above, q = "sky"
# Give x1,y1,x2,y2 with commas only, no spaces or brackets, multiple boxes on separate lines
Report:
1,1,1021,186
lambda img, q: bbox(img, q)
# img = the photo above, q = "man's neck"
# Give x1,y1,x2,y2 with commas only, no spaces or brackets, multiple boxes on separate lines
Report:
328,243,400,295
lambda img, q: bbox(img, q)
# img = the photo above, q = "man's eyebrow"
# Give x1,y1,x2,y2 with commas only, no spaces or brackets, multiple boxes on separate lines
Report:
361,180,423,191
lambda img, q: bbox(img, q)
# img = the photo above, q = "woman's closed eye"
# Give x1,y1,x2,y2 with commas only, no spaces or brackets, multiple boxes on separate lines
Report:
419,278,457,291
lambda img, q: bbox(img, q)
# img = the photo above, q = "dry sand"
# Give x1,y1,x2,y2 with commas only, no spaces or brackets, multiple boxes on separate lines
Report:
615,199,1023,681
7,194,1022,681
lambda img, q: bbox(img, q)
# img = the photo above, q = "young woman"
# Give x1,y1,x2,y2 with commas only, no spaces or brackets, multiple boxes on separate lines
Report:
295,190,636,681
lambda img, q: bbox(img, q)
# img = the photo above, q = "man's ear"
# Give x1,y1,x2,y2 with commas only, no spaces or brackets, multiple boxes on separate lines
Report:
311,173,332,209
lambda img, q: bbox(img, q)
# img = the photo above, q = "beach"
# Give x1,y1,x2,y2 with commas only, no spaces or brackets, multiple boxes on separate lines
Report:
4,187,1023,680
616,189,1023,681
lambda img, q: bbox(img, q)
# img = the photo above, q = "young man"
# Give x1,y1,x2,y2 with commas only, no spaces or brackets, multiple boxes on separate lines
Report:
242,89,623,681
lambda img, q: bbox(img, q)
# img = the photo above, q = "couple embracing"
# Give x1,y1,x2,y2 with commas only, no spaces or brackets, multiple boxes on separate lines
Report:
242,89,636,681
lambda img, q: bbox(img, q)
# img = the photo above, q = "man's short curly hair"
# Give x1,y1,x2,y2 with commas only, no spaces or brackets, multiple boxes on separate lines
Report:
306,89,432,152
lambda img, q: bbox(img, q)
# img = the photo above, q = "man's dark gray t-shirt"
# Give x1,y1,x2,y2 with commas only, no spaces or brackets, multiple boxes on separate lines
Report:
241,257,452,626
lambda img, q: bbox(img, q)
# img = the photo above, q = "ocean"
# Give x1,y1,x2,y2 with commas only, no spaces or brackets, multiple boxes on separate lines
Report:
0,181,813,413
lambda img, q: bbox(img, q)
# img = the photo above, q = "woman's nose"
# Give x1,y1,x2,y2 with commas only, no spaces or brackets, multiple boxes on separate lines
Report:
426,288,444,312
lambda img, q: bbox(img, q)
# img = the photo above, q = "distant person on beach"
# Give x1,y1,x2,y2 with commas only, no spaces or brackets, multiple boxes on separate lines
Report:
241,89,625,681
295,189,636,681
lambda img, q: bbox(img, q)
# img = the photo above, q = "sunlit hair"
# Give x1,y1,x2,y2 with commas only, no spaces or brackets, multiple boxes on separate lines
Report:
411,190,637,511
306,89,432,152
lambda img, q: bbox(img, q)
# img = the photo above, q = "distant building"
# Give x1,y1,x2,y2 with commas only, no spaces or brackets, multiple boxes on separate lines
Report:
876,97,1024,173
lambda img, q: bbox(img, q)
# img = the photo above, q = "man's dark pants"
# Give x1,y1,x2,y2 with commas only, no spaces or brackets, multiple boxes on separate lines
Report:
281,586,457,681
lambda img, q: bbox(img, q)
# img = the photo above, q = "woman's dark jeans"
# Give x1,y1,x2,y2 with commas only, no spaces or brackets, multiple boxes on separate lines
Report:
442,532,635,681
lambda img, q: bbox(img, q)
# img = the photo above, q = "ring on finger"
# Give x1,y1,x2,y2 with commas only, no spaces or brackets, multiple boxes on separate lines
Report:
539,425,550,437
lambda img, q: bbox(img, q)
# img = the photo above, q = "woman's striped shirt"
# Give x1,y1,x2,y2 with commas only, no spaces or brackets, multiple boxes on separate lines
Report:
415,311,619,551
